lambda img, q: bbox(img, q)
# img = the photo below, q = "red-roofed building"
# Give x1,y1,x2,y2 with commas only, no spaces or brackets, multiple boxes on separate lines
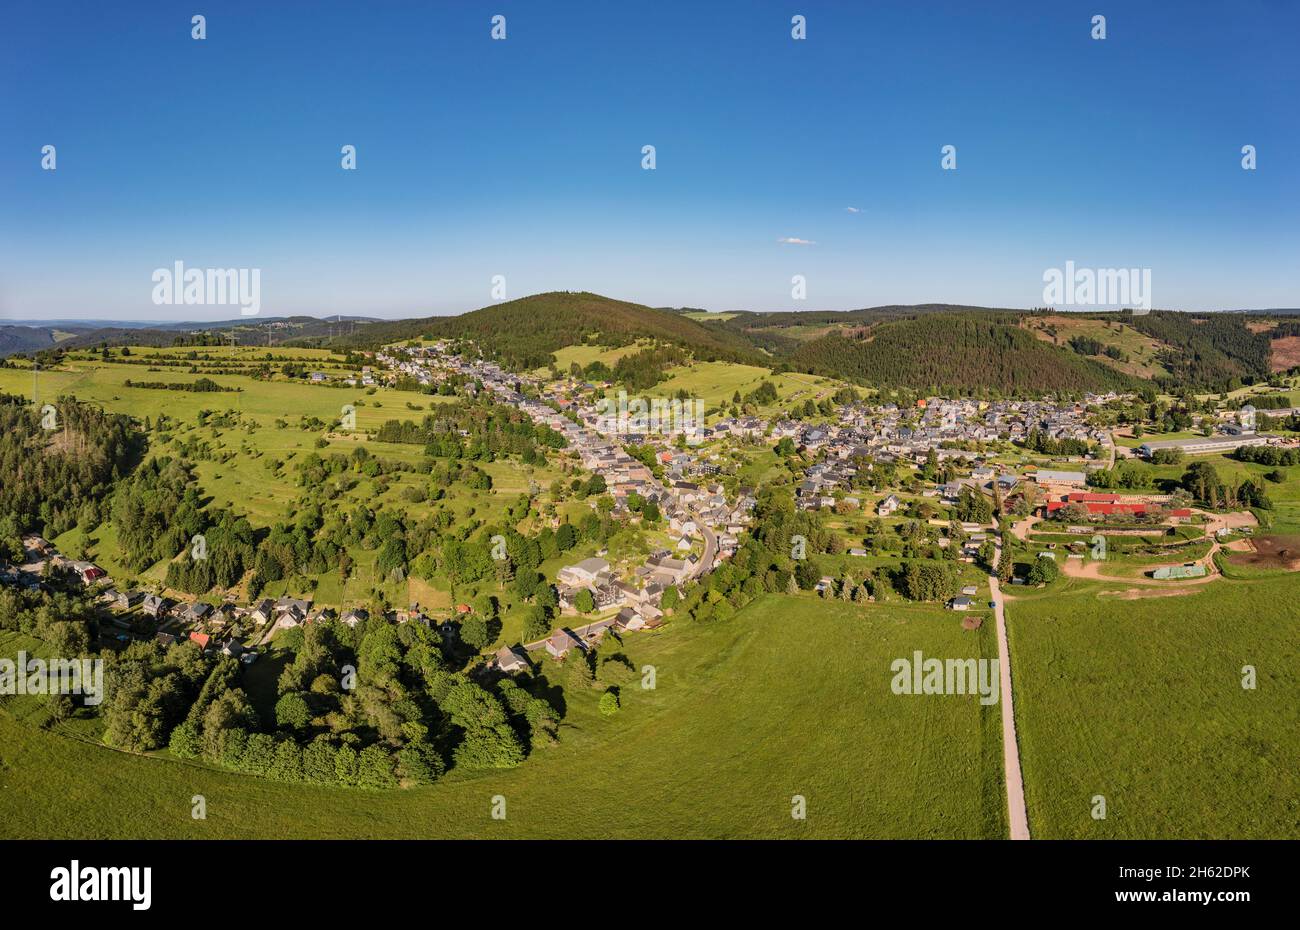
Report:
189,631,211,648
1046,500,1192,521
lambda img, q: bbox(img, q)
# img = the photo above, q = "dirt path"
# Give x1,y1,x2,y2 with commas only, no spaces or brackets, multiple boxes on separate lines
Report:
1054,508,1260,589
989,552,1030,840
1061,556,1221,587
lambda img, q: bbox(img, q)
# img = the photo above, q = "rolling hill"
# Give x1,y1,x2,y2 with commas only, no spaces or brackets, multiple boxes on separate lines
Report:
340,291,766,369
788,315,1143,396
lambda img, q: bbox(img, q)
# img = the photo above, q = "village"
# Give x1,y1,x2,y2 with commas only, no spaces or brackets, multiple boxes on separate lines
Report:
3,340,1291,679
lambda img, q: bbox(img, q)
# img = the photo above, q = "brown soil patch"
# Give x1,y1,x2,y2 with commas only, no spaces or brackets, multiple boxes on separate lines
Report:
1101,586,1200,600
1227,534,1300,570
961,615,984,631
1269,335,1300,372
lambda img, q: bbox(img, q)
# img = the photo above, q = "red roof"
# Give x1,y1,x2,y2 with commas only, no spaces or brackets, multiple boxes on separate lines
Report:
189,632,211,648
455,603,471,613
1065,493,1124,503
1048,500,1189,517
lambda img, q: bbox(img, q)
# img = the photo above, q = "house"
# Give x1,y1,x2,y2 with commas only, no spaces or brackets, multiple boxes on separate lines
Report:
848,548,868,557
961,585,979,596
221,638,245,657
877,494,901,516
557,558,611,588
340,608,369,627
279,604,306,627
155,632,177,647
250,599,275,626
494,644,531,674
142,595,166,619
275,596,311,616
70,561,107,585
615,607,645,632
179,602,213,624
545,629,582,659
21,535,52,559
948,596,973,611
189,631,212,649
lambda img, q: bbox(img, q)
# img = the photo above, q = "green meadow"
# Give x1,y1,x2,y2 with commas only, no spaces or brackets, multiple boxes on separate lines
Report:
1006,574,1300,838
0,354,451,430
0,594,1007,839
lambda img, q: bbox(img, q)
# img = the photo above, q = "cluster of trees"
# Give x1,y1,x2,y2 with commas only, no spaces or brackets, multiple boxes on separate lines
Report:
1088,461,1155,490
1235,445,1300,467
956,487,994,524
1149,448,1186,466
159,616,564,787
1068,335,1122,360
100,641,214,752
374,398,566,462
1181,461,1270,511
817,572,874,602
1020,429,1091,457
0,585,96,654
1241,393,1294,410
295,447,424,487
897,560,960,602
111,457,208,572
121,377,237,393
0,394,141,540
165,509,256,594
739,380,779,406
611,344,689,391
1026,555,1061,586
249,501,413,595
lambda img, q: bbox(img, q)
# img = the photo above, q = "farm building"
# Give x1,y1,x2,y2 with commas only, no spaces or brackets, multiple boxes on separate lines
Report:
1137,434,1273,458
1152,564,1207,580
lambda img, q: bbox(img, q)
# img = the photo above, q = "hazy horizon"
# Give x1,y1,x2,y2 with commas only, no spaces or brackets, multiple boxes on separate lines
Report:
6,297,1300,330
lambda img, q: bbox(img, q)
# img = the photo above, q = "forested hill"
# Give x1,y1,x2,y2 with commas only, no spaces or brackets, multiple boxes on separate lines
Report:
339,292,765,370
0,325,74,356
1127,311,1272,390
788,316,1142,396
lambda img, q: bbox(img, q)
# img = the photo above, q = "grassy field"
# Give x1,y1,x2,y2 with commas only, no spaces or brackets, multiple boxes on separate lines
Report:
0,356,451,430
1007,573,1300,838
680,311,740,322
0,593,1007,839
544,342,649,374
607,360,841,417
1021,314,1173,380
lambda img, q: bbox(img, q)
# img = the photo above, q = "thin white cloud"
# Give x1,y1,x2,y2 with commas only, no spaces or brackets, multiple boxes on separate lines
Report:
844,207,861,213
777,237,816,245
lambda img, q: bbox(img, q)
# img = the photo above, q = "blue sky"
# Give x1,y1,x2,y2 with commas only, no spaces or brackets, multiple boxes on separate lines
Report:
1,0,1297,320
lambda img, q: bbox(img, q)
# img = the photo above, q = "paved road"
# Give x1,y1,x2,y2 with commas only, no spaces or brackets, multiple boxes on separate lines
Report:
688,515,718,580
989,548,1031,840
